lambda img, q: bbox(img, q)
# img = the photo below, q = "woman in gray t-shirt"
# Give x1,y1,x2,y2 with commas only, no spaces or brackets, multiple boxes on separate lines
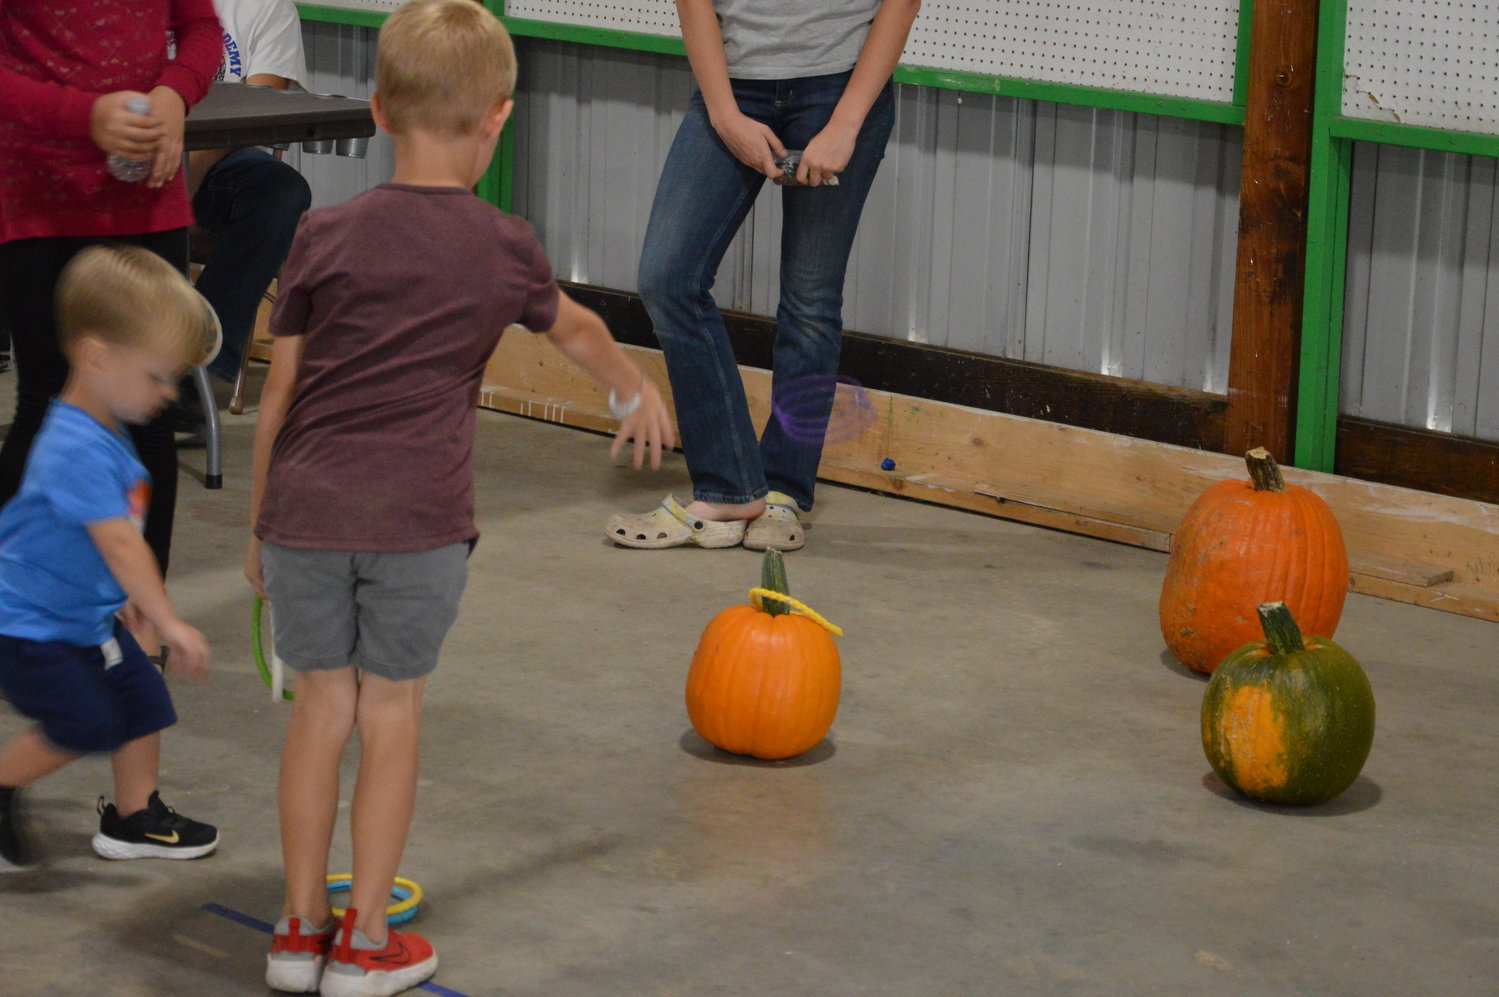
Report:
606,0,920,553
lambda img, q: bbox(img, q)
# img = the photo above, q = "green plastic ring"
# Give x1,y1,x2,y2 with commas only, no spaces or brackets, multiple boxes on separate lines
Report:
252,596,294,700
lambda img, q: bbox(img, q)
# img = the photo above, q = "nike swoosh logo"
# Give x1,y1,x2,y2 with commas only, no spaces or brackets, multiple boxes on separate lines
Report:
374,950,413,966
145,831,180,843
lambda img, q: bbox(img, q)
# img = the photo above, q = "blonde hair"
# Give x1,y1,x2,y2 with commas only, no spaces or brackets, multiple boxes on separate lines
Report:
56,245,214,367
375,0,516,136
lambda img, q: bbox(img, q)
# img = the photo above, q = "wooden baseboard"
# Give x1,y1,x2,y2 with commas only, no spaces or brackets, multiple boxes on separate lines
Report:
1336,416,1499,506
563,283,1227,451
563,283,1499,505
481,332,1499,624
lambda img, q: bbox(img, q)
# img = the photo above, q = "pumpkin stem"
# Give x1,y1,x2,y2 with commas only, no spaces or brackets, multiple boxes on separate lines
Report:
1245,448,1287,492
760,549,791,617
1257,601,1306,654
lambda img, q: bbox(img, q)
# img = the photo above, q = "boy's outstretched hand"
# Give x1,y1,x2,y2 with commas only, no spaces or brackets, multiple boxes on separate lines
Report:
244,536,266,600
542,293,675,468
158,619,210,681
610,378,675,469
88,518,210,681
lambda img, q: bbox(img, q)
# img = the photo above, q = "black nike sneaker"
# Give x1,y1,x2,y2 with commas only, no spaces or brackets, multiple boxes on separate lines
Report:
92,791,218,860
0,785,33,870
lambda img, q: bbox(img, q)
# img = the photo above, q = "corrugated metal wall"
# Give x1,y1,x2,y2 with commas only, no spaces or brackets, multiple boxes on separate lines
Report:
292,22,1499,442
281,22,394,208
511,40,1242,392
1342,145,1499,441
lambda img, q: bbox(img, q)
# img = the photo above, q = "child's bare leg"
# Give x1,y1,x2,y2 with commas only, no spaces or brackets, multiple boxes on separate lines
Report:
684,498,765,522
281,668,358,924
110,732,160,815
349,672,426,944
0,728,79,786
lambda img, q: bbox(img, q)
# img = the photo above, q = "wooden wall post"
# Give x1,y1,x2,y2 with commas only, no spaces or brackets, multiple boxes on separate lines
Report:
1225,0,1322,461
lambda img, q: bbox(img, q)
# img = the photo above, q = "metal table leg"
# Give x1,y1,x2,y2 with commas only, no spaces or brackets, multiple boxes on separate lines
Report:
191,365,222,489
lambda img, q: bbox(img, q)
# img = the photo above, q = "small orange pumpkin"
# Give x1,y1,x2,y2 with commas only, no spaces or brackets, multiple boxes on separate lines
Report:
1160,448,1348,674
686,550,841,760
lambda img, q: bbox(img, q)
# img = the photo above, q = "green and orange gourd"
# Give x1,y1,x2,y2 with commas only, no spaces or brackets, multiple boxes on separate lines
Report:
1202,602,1375,806
1160,448,1349,674
686,550,841,760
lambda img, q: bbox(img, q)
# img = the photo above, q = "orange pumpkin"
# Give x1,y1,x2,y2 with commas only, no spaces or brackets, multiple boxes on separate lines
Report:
1160,448,1348,674
686,550,841,760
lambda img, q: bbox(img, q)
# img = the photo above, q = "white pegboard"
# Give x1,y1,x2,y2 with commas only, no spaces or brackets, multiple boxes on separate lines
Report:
903,1,1239,101
503,0,678,35
503,0,1243,103
1343,1,1499,136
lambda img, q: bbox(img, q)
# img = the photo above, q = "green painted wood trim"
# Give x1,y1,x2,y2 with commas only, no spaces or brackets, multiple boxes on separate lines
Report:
295,3,387,28
1234,0,1254,108
1293,0,1353,471
294,0,505,28
1296,138,1353,471
1329,117,1499,159
486,0,513,211
496,116,515,212
1294,0,1499,471
296,1,509,29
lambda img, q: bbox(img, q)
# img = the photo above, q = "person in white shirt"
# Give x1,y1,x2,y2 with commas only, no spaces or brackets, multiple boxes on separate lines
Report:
184,0,312,402
606,0,920,552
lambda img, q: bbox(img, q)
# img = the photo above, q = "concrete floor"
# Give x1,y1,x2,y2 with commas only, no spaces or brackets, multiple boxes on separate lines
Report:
2,369,1497,996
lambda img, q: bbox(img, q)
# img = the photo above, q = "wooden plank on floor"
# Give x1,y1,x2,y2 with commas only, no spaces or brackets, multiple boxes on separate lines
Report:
1277,471,1499,592
478,384,610,431
1348,554,1455,588
1348,577,1499,624
971,484,1174,552
481,333,1499,622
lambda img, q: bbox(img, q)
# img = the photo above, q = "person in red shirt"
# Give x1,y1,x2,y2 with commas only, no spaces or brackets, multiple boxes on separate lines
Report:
0,0,223,588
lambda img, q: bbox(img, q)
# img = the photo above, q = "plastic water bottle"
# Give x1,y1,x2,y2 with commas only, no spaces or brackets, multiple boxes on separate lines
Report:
106,97,152,183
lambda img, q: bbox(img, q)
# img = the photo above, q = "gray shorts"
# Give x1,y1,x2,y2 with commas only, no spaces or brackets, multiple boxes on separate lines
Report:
261,541,470,682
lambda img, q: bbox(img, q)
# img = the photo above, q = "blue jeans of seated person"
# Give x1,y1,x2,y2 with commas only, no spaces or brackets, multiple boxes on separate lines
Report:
638,72,894,513
192,147,311,382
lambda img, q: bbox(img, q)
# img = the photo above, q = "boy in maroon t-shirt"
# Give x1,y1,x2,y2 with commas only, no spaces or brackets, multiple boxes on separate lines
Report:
244,3,673,993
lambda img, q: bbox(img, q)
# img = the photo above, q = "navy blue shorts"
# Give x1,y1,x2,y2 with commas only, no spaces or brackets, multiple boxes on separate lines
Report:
0,621,177,753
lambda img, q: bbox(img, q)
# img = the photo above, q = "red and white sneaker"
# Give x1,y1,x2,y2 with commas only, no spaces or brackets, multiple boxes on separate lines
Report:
266,915,336,992
318,909,438,997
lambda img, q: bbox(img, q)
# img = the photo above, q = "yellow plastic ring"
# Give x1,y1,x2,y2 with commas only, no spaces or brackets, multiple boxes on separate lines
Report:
324,874,423,925
748,587,844,636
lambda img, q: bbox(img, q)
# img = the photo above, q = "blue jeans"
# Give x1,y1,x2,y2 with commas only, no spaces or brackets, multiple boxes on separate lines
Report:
638,73,895,511
192,147,311,382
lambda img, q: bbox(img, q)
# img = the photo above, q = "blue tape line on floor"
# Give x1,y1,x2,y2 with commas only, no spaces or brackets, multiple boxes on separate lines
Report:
201,902,272,934
414,984,470,997
200,902,472,997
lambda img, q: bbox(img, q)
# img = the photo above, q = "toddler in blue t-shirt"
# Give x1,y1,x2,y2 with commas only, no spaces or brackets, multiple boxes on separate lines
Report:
0,245,219,869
